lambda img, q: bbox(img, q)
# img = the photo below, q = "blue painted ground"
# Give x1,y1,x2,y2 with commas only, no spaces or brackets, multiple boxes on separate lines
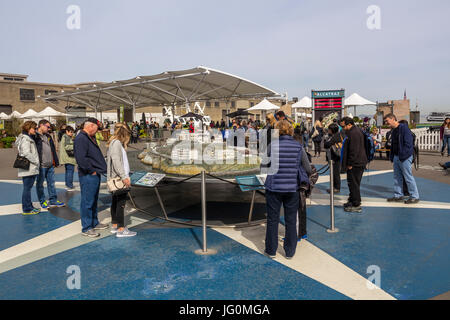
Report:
0,228,348,300
310,171,450,299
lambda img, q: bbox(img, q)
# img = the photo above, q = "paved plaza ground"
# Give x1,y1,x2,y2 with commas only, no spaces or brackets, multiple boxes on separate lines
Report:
0,142,449,300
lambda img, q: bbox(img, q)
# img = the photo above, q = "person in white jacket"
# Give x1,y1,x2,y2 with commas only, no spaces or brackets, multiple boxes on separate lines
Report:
107,123,136,238
16,121,41,215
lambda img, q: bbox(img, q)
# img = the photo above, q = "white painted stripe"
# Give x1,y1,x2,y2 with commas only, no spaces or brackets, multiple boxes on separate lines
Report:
213,225,396,300
315,170,393,184
0,203,48,216
309,194,450,210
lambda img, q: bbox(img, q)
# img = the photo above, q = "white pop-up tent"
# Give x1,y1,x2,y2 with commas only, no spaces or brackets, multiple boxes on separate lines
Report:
36,107,68,118
247,98,280,121
0,112,9,120
20,109,39,119
292,96,312,123
344,93,376,117
8,111,22,119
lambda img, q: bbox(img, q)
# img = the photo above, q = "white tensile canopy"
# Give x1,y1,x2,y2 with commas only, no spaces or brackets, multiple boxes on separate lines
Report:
0,112,9,120
345,93,376,117
20,109,39,119
39,66,279,122
247,98,280,111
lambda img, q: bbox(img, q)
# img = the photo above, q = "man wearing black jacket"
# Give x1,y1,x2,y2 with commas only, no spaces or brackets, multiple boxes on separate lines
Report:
74,118,108,238
341,117,368,213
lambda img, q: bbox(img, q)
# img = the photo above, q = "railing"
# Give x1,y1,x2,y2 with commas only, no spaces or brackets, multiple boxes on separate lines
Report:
412,128,442,152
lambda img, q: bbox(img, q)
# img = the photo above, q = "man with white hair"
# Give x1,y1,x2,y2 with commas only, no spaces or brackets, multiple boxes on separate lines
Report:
74,118,108,237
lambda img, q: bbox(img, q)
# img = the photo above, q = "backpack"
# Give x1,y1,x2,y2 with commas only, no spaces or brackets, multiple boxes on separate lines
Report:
361,128,375,163
300,152,319,198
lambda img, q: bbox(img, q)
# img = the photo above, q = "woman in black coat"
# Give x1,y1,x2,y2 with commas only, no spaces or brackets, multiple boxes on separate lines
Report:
324,123,344,193
310,120,324,157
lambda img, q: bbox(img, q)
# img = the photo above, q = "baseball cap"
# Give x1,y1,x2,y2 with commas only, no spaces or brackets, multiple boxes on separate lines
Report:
86,117,100,126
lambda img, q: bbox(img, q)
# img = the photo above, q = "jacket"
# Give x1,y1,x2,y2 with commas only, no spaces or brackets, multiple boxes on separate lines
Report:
16,133,40,177
264,135,309,193
341,126,368,168
34,132,59,167
107,139,129,181
59,134,77,166
389,123,414,162
311,126,324,143
74,130,107,177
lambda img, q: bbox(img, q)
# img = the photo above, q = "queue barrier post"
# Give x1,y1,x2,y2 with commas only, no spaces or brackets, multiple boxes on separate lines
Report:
327,158,339,233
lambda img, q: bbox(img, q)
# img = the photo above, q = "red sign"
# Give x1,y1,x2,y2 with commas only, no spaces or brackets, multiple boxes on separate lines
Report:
314,98,343,109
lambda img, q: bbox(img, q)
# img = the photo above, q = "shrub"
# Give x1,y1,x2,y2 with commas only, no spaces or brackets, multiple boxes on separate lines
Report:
1,137,16,148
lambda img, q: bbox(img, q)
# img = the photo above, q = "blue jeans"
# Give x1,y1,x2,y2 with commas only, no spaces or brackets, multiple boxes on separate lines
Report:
393,155,419,200
65,164,75,189
79,173,101,233
442,135,450,155
36,167,57,205
22,175,37,212
265,190,299,257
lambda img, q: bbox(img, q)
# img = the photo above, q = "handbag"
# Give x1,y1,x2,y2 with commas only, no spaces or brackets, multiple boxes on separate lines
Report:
107,177,129,194
330,133,344,158
13,154,30,170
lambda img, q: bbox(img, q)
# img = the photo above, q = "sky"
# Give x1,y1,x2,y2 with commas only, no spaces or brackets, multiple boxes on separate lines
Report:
0,0,449,114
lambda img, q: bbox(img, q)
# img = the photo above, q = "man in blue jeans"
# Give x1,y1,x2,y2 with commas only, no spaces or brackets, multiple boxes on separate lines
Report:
384,114,420,204
74,118,107,238
34,120,65,209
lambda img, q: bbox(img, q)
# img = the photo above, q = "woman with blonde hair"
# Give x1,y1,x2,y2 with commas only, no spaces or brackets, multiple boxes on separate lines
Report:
310,118,324,157
107,123,136,238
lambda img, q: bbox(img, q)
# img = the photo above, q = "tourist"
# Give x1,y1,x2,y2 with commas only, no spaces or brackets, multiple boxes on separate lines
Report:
74,118,108,237
57,124,67,143
261,114,276,155
324,123,344,194
275,111,286,121
16,121,41,215
310,119,324,157
384,114,420,204
95,122,104,146
371,127,382,151
300,122,310,152
440,118,450,157
34,120,65,209
293,127,313,241
189,120,195,133
107,123,136,238
59,126,76,192
264,120,310,259
341,117,368,213
131,123,139,144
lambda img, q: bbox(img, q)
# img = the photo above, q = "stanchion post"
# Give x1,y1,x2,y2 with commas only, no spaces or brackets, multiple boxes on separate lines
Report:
327,158,339,233
195,171,217,255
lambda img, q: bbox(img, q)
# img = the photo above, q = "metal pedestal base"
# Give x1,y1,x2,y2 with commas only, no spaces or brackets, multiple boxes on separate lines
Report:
327,228,340,233
195,248,218,256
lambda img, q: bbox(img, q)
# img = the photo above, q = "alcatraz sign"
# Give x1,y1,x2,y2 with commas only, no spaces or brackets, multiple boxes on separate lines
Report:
312,90,345,99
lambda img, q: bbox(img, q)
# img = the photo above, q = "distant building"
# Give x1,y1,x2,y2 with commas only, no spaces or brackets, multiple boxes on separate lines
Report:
377,99,410,122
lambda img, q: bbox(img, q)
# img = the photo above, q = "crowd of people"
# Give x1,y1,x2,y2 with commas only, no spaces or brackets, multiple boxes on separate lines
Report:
14,111,435,258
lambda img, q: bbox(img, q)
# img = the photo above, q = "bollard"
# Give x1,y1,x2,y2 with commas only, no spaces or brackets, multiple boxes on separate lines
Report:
195,171,217,255
327,159,339,233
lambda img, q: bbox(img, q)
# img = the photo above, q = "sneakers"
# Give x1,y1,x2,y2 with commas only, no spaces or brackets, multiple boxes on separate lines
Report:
50,201,66,208
110,226,118,234
264,251,276,259
344,206,362,213
343,202,352,208
82,229,100,238
65,187,76,192
404,198,420,204
41,201,50,209
22,208,41,216
326,188,340,194
387,197,404,202
94,223,109,230
116,228,137,238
